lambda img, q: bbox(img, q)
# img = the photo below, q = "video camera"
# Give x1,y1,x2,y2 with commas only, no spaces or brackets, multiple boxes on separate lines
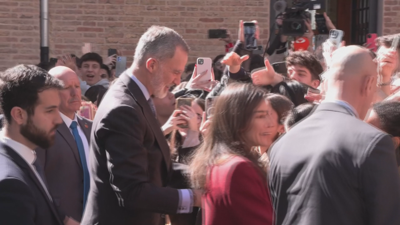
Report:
274,0,325,36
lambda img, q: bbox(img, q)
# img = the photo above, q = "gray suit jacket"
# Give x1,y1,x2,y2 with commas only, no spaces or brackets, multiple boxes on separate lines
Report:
81,72,180,225
269,102,400,225
36,115,92,222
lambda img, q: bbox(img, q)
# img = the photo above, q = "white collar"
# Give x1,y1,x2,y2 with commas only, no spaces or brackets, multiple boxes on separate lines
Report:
0,134,35,165
128,73,150,100
60,112,78,128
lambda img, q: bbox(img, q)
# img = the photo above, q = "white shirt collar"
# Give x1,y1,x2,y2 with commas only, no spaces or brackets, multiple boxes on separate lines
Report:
60,112,78,128
128,73,150,100
0,133,35,165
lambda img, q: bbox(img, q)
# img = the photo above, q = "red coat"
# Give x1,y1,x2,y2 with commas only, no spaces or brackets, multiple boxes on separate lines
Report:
203,156,273,225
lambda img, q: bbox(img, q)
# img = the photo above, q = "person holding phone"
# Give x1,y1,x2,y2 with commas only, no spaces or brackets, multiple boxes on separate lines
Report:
81,26,201,225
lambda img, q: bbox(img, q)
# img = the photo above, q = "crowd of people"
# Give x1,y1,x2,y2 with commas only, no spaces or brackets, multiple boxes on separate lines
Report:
0,12,400,225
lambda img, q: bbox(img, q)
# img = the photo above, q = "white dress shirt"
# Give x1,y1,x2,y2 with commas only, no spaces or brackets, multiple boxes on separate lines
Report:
0,134,53,201
60,113,90,167
129,73,193,214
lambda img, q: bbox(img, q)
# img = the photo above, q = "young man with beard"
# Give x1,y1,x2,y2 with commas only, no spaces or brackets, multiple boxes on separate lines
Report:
0,65,64,224
81,26,201,225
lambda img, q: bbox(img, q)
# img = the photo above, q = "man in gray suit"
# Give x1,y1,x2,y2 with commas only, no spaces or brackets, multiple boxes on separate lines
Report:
36,66,92,222
269,46,400,225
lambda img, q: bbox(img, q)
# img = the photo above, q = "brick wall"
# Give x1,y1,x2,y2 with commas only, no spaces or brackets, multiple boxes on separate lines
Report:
382,0,400,35
0,0,271,71
0,0,41,71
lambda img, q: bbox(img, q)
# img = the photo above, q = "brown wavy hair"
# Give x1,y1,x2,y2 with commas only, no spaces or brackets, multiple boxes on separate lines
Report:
189,83,268,190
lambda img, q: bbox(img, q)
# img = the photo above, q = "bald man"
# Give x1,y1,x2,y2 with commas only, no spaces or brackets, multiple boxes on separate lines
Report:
269,46,400,225
36,66,92,222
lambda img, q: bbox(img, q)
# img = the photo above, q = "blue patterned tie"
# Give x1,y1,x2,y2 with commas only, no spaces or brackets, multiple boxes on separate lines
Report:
70,121,90,210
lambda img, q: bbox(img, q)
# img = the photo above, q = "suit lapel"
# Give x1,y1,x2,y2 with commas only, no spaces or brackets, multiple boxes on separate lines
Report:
119,72,172,172
57,122,82,169
77,116,91,141
0,144,63,224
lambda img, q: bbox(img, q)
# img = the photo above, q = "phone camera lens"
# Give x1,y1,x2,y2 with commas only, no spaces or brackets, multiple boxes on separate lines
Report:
367,34,371,38
198,59,204,65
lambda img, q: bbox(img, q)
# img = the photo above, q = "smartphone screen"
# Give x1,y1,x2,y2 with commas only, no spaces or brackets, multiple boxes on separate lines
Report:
244,22,257,50
108,49,117,56
115,56,127,78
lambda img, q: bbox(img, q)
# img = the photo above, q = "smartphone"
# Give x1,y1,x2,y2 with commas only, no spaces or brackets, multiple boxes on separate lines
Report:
176,98,194,128
243,21,257,50
196,57,212,84
315,14,329,34
115,56,127,78
272,62,288,77
205,96,217,119
108,48,117,56
208,29,227,39
329,29,344,49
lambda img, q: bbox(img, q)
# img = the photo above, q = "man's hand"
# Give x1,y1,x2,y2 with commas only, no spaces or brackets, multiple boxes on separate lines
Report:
186,66,218,92
221,52,249,74
251,59,277,86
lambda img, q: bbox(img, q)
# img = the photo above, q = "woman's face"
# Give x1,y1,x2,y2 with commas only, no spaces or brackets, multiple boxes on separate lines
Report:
191,101,204,129
243,100,284,149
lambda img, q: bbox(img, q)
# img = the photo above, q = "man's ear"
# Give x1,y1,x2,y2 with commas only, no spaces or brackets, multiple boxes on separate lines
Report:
10,107,27,125
362,75,377,97
146,58,158,73
311,79,320,89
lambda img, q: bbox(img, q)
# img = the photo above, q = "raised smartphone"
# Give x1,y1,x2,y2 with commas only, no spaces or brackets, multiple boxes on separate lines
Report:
243,21,257,50
196,57,212,83
115,56,127,78
329,29,344,49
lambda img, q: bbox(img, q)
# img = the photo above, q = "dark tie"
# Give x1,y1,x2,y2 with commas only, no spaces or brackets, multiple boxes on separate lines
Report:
70,121,90,209
32,156,48,186
148,98,157,119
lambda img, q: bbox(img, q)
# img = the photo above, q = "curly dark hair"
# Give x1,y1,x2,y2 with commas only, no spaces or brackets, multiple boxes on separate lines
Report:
286,50,324,82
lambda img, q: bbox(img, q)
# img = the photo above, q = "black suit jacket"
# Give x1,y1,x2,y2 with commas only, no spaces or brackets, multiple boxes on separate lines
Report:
81,72,180,225
268,102,400,225
0,143,63,225
36,116,92,222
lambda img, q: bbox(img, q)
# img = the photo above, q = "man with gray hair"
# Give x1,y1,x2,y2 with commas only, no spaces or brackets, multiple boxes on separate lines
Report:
81,26,201,225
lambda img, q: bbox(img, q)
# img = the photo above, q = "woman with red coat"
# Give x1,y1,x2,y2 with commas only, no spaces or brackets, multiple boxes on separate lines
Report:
190,83,274,225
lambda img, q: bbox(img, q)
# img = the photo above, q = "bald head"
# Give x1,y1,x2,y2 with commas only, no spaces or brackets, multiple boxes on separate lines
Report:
48,66,77,80
48,66,82,119
326,45,378,120
330,46,377,80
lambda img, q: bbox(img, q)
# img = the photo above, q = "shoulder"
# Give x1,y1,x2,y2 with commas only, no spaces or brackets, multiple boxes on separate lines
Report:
0,152,27,184
216,156,262,181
